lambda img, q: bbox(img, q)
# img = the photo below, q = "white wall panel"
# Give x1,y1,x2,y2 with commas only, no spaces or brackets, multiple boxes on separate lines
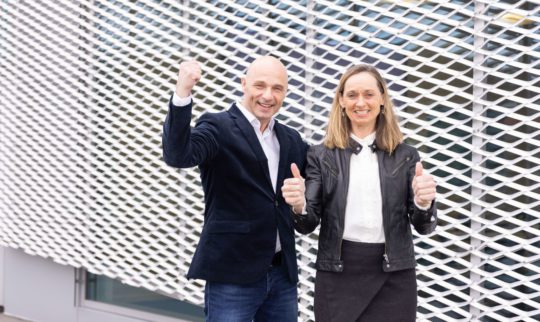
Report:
1,1,539,321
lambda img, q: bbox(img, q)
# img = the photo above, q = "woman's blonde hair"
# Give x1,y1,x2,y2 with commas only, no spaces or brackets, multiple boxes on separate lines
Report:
324,64,403,153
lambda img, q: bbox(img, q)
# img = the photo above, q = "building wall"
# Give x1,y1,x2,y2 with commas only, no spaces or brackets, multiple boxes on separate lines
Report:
1,1,539,321
3,248,77,322
2,247,159,322
0,247,4,310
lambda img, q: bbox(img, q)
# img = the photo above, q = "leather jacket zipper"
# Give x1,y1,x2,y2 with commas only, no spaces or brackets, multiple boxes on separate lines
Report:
382,155,398,269
337,238,343,271
391,156,411,176
322,160,337,177
384,245,390,268
383,155,411,267
336,150,352,271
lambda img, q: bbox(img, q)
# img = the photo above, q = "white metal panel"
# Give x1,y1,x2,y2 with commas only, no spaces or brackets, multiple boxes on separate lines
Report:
1,0,539,321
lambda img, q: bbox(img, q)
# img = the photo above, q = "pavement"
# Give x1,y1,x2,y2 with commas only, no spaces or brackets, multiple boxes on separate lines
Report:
0,314,30,322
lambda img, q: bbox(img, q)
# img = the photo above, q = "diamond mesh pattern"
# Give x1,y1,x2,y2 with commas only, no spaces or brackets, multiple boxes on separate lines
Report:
1,0,539,321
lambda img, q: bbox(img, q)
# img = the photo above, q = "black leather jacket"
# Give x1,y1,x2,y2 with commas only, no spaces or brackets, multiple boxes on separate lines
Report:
293,139,437,273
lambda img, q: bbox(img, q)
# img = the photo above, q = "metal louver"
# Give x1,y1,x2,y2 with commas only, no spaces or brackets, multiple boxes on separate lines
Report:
1,1,539,321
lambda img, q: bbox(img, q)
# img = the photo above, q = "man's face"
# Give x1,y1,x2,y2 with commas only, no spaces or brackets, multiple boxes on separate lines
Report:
241,58,288,128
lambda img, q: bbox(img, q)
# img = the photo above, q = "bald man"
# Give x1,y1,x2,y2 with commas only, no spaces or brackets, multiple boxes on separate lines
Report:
163,56,308,321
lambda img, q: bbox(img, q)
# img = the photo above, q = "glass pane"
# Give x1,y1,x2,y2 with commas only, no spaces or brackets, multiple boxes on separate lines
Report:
86,272,205,321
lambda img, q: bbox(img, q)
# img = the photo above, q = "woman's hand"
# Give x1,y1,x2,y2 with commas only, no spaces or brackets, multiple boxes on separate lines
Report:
412,162,437,208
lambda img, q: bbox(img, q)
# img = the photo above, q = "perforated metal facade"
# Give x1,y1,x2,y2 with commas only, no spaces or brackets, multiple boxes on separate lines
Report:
1,0,539,321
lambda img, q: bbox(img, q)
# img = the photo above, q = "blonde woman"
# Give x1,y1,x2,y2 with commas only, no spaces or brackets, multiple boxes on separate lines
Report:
282,64,437,321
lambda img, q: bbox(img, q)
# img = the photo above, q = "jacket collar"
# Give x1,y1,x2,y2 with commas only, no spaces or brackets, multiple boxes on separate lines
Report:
228,103,267,159
235,101,276,133
347,135,377,155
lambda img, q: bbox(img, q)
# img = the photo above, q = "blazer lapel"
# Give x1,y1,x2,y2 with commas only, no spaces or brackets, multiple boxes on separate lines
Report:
228,104,273,191
274,121,290,192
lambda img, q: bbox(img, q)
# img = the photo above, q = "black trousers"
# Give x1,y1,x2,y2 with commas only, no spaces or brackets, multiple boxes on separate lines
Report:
314,240,417,322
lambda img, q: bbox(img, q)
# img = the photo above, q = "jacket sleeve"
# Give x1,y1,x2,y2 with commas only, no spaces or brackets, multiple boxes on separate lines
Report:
162,97,219,168
407,149,437,235
293,146,323,234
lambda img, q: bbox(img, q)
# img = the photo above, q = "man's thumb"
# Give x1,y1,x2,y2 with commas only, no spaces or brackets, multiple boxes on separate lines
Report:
415,162,423,177
291,163,302,179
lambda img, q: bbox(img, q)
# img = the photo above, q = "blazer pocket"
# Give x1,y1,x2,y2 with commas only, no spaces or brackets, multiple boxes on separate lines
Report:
206,220,251,234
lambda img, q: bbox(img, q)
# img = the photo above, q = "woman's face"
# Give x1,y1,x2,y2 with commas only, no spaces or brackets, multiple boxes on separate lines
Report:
339,72,384,135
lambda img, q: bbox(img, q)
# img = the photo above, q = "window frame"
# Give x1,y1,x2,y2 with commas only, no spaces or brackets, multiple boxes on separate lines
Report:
76,268,202,322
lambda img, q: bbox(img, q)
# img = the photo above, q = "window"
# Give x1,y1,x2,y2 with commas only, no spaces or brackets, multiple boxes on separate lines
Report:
85,272,204,321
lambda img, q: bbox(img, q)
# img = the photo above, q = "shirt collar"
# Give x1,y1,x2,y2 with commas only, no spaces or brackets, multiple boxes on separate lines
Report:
350,132,376,146
236,101,275,132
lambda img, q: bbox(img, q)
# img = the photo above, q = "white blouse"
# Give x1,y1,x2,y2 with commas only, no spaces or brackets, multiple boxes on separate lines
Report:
342,132,385,243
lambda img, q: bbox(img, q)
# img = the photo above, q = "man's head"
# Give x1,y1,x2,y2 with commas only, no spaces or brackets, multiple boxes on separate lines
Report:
241,56,288,131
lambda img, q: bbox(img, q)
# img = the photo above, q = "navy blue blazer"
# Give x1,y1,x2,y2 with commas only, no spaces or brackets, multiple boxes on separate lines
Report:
163,98,308,284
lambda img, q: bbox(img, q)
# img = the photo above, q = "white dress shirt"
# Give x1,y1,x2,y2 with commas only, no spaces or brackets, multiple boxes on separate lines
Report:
172,92,282,252
343,132,385,243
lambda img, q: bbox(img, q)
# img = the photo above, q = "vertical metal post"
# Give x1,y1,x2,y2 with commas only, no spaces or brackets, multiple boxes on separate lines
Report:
297,1,316,319
176,0,192,300
78,0,94,282
181,0,191,58
471,0,486,320
305,0,315,141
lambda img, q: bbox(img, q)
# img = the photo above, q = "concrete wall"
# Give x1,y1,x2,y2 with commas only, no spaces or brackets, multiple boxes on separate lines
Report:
3,248,77,322
78,307,148,322
2,248,147,322
0,247,4,310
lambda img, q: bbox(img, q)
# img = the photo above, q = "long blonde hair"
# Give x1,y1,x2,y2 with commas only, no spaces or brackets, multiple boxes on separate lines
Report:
324,64,403,153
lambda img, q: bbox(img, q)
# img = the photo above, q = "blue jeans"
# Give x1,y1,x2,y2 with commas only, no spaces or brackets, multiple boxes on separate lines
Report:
204,265,298,322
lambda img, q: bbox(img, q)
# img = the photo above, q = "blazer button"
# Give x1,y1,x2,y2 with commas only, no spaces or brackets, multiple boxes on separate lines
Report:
275,200,279,207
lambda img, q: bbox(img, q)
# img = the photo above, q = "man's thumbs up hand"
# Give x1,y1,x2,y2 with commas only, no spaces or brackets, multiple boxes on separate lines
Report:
291,163,302,179
281,163,305,214
412,161,437,208
415,162,423,177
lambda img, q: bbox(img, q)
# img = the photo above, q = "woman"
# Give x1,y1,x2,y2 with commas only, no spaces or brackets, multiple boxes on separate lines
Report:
282,64,437,321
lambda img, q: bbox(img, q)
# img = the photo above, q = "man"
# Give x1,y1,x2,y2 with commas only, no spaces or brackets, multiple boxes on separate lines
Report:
163,56,308,321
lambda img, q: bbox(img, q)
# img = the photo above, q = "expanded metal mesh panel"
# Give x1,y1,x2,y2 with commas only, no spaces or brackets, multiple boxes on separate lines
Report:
1,0,539,321
0,0,90,267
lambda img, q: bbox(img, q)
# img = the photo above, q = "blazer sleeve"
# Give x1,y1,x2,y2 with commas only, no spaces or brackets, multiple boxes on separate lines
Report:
293,145,323,234
162,97,219,168
407,149,437,235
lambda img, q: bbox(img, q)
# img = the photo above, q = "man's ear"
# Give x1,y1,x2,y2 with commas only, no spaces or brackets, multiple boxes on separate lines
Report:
240,76,246,90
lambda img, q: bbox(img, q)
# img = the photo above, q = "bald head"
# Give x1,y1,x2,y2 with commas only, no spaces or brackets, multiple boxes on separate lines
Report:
241,56,289,132
245,56,288,83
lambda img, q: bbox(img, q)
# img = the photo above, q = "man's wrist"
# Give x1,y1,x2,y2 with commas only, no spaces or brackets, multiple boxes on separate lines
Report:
172,91,192,107
292,202,306,215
